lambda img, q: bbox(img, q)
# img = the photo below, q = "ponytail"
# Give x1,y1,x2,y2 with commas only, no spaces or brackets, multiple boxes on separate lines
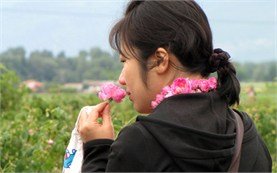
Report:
208,48,240,106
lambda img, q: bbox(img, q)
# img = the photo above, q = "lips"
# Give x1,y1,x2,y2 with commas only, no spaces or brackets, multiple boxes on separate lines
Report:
126,91,132,101
126,90,131,95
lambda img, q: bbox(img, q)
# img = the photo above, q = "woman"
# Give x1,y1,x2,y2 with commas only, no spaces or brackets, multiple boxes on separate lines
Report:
78,0,272,172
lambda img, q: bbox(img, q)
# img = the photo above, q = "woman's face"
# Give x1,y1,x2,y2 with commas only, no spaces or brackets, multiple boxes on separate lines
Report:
118,53,159,114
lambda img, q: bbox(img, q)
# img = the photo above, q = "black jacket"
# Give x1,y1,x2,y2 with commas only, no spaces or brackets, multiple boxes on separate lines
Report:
82,92,272,172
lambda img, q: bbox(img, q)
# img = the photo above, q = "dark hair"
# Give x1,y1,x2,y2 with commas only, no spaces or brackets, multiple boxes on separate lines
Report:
109,0,240,106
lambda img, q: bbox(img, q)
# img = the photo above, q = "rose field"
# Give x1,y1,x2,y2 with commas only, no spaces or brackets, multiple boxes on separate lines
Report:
0,66,276,172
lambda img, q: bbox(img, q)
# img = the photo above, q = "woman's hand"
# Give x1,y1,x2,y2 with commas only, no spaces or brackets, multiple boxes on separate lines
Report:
78,102,114,143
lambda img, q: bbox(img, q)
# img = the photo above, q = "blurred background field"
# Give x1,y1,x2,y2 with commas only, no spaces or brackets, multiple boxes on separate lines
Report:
0,64,276,172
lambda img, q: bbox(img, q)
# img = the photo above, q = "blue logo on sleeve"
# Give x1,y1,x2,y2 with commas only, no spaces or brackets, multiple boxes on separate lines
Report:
63,149,77,168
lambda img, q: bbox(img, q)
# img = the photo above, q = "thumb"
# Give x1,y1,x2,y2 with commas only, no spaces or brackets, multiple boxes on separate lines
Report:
102,104,112,125
89,102,108,122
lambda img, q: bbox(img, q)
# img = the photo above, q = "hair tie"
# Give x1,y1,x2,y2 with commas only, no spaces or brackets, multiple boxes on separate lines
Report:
208,48,230,73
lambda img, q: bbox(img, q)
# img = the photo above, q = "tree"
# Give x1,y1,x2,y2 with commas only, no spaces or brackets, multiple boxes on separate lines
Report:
28,50,58,81
0,47,27,79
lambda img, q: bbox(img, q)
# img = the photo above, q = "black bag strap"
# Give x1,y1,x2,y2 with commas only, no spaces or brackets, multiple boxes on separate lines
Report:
228,109,244,172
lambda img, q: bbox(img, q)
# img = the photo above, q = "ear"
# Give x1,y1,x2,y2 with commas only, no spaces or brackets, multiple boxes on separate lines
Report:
152,47,170,74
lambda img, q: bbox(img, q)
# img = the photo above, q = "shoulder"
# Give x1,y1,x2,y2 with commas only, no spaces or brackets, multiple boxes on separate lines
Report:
232,110,272,171
233,109,253,126
233,109,259,142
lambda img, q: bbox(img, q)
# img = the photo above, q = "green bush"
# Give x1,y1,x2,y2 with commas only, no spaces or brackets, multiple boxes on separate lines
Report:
0,90,137,172
237,82,277,171
0,67,276,172
0,64,28,111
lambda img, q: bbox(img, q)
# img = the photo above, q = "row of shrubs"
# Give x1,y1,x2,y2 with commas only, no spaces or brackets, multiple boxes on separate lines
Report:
0,64,276,171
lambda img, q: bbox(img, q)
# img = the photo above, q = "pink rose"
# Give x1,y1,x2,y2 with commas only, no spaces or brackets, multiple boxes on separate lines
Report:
199,80,211,92
172,78,192,94
112,88,127,103
191,79,200,90
199,77,217,92
208,77,217,89
98,83,126,103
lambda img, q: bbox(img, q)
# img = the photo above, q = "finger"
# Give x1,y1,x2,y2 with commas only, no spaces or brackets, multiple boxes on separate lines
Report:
88,102,109,122
78,107,89,131
102,104,112,125
92,102,109,114
85,106,95,115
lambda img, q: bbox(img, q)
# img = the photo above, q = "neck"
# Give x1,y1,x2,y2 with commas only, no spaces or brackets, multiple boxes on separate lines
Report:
166,66,203,86
167,55,203,83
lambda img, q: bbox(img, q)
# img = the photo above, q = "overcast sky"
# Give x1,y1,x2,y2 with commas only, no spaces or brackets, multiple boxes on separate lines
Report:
1,0,276,62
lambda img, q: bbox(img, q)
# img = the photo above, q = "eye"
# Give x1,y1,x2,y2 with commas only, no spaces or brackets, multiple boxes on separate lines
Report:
120,58,126,63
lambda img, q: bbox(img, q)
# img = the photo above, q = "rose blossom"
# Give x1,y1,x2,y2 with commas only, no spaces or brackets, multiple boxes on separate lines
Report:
98,83,126,103
47,139,54,145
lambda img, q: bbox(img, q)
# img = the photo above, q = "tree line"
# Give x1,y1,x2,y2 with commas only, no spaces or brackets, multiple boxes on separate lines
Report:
0,47,121,83
0,47,276,83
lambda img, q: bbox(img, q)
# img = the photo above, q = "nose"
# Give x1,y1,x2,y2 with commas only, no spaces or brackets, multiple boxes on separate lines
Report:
118,70,126,86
